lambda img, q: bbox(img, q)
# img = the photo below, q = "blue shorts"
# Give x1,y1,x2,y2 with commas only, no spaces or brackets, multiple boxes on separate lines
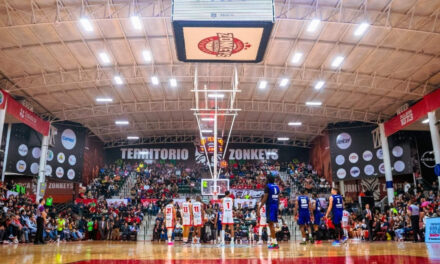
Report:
266,206,278,223
297,213,310,225
313,213,322,225
332,213,342,225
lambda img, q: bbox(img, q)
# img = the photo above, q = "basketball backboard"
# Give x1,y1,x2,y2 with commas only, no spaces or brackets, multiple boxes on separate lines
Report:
201,179,229,196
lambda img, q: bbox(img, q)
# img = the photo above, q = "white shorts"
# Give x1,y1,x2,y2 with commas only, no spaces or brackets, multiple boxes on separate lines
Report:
194,217,202,227
183,217,192,227
259,217,267,227
222,213,234,225
342,220,349,229
166,219,174,229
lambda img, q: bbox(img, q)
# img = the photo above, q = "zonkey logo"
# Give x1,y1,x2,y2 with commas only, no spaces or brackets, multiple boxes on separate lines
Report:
336,133,351,149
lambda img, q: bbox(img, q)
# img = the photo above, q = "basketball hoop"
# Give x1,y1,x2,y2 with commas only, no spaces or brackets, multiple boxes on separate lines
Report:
213,191,218,197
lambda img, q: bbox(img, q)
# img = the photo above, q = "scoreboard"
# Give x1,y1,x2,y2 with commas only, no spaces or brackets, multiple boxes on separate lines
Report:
199,137,224,154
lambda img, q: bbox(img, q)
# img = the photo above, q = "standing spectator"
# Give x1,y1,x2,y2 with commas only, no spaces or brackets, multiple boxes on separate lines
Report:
98,216,108,240
34,198,46,245
363,204,373,242
407,200,422,242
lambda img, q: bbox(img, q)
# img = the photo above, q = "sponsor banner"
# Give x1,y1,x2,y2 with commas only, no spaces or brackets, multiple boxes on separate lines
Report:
385,88,440,137
229,189,264,199
0,90,50,136
234,199,257,208
425,217,440,243
141,199,158,207
328,123,412,182
106,199,128,207
105,143,309,164
75,198,97,206
6,123,85,182
280,198,288,208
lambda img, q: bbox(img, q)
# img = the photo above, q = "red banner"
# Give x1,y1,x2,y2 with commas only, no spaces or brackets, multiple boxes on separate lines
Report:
75,198,97,206
141,199,158,207
0,90,50,136
384,88,440,137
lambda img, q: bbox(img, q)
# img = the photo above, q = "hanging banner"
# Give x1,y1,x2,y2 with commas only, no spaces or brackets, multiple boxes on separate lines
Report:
141,199,158,207
106,199,128,207
234,199,257,208
0,90,50,136
384,88,440,137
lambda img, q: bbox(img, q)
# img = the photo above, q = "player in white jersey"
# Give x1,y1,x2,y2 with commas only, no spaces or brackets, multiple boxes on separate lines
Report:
181,197,193,244
192,196,204,245
342,209,350,239
221,191,234,246
257,203,271,245
165,200,176,245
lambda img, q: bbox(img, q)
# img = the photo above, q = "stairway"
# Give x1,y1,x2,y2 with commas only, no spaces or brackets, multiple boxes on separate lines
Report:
112,172,137,199
137,215,156,241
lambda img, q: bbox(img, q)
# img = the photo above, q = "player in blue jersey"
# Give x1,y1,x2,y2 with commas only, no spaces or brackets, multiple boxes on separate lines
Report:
325,187,345,246
258,175,280,249
295,190,314,245
311,193,323,244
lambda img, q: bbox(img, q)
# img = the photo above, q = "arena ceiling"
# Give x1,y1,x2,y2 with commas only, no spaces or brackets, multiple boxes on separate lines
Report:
0,0,439,147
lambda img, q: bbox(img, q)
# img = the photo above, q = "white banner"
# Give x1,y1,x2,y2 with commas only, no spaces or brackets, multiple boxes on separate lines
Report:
229,189,264,198
234,198,257,208
7,190,19,198
106,199,128,207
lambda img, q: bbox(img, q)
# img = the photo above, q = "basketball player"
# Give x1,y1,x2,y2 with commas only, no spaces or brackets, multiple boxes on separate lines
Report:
181,197,193,244
221,191,234,246
342,208,350,240
258,175,280,249
257,202,271,245
165,200,176,246
295,190,314,245
311,193,323,244
324,187,346,246
192,196,204,245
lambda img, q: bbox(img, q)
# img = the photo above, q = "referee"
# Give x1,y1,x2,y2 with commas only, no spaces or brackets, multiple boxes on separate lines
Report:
34,198,46,245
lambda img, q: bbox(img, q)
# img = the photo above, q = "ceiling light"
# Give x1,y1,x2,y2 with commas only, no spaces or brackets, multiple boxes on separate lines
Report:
99,52,110,64
291,52,303,64
208,93,225,98
127,136,139,140
314,81,325,90
130,15,142,30
331,56,345,68
277,137,290,141
201,117,215,121
307,19,320,32
142,50,152,62
259,80,267,89
80,17,93,32
279,78,289,87
354,22,369,36
151,76,159,85
115,120,129,125
422,118,429,124
200,129,213,133
114,75,123,85
306,101,322,106
96,98,113,103
170,78,177,87
288,122,302,126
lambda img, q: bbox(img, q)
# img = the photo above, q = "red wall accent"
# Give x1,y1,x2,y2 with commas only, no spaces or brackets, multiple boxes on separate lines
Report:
309,131,333,184
81,135,104,185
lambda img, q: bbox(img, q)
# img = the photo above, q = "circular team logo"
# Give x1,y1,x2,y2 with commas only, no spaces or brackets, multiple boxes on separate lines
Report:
335,155,345,165
67,169,75,180
45,165,52,176
392,146,403,158
61,129,77,150
421,151,436,168
18,144,28,156
56,167,64,178
68,155,76,166
47,150,54,161
376,149,383,160
364,164,375,176
362,150,373,161
30,162,39,174
336,168,347,179
16,160,26,172
198,34,249,57
57,152,65,163
350,167,360,178
379,163,385,174
394,160,405,172
336,133,352,150
32,147,41,159
349,153,359,164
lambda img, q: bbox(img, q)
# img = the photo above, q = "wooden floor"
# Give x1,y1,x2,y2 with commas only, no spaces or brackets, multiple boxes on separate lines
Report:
1,241,439,264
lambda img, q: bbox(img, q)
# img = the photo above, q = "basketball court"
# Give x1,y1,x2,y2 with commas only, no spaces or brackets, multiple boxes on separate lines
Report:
0,0,440,263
